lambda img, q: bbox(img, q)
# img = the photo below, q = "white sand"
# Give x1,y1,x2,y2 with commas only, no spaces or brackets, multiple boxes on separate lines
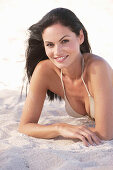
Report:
0,0,113,169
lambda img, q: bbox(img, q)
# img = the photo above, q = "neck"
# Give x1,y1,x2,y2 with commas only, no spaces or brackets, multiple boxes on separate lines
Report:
62,54,83,80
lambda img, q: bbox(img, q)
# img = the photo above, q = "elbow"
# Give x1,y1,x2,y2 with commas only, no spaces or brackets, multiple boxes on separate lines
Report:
95,129,113,141
18,123,30,137
100,135,113,141
18,126,22,134
18,123,25,134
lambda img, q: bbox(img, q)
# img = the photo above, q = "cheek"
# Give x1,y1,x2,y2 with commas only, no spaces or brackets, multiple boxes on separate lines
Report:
65,43,76,53
68,41,80,53
45,48,52,58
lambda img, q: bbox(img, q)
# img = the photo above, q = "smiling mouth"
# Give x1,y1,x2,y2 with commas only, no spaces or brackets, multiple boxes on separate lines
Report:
54,55,68,63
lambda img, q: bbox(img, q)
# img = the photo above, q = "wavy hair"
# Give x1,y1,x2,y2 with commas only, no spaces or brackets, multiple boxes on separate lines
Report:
22,8,91,101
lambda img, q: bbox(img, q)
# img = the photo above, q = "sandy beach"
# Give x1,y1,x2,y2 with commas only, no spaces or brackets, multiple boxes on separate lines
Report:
0,0,113,169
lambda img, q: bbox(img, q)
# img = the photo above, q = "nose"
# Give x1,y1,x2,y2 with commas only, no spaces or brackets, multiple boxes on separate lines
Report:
54,44,62,56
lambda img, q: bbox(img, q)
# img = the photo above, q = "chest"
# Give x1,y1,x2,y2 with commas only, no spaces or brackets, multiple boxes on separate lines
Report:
63,78,91,115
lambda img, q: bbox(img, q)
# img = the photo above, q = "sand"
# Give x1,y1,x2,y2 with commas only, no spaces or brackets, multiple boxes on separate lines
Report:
0,0,113,169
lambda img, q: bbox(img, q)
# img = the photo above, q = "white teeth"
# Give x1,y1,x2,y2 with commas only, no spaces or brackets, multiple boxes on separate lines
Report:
54,55,68,62
59,57,65,59
56,56,66,60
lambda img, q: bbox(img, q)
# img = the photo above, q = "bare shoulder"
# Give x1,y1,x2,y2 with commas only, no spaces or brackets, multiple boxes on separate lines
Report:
34,59,55,75
31,59,63,97
31,60,56,88
34,59,60,83
85,53,113,77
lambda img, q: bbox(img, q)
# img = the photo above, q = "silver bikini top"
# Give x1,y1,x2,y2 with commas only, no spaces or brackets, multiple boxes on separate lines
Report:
60,57,95,119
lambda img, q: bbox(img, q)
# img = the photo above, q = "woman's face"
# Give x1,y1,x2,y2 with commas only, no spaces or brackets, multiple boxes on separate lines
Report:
42,23,84,69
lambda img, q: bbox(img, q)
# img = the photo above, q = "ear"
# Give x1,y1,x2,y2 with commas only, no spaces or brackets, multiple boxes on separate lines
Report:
79,29,84,45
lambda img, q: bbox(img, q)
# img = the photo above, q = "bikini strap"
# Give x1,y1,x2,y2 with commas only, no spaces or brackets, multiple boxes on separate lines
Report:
81,57,91,97
61,57,91,97
61,69,66,97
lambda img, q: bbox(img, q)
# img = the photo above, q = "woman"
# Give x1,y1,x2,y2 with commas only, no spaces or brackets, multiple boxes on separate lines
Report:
19,8,113,147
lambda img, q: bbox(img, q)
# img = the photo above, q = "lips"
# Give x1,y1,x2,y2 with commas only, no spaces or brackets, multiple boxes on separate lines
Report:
54,55,68,63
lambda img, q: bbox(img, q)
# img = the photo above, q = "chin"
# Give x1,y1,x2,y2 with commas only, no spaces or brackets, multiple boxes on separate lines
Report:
54,63,67,69
51,60,69,69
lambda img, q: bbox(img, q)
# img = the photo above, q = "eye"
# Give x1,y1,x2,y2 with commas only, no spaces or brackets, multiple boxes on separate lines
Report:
46,43,54,47
61,39,69,44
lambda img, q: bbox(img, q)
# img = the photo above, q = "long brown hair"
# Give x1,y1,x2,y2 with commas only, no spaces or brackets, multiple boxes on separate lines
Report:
23,8,91,101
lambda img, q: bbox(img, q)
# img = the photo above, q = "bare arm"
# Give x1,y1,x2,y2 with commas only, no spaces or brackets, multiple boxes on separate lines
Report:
19,61,60,138
19,61,101,146
89,59,113,140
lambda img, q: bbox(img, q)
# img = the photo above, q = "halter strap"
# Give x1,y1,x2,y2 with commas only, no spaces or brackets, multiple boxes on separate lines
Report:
61,69,66,97
81,57,91,97
60,57,91,97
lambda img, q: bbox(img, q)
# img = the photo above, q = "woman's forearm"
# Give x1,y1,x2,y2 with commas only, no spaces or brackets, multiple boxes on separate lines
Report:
18,123,60,139
18,123,102,146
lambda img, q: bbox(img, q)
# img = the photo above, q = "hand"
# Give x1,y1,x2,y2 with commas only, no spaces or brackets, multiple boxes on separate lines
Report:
58,123,101,147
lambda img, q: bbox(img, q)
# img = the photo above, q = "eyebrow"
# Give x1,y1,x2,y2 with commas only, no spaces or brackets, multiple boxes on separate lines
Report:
44,35,70,43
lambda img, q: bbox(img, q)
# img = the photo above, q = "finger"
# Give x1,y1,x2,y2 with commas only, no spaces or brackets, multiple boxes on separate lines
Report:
80,128,101,145
90,134,101,145
84,130,101,145
75,133,89,147
79,130,94,145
